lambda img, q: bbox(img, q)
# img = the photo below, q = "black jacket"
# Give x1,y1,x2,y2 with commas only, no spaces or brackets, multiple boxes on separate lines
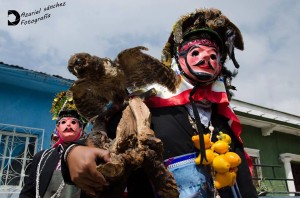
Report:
19,147,61,198
20,146,89,198
150,105,257,198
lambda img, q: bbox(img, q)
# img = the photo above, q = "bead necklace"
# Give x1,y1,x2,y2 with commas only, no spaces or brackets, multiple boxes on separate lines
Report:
188,114,215,137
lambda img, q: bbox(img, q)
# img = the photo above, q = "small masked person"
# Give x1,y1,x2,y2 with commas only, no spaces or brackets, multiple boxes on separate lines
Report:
62,8,257,198
19,92,109,198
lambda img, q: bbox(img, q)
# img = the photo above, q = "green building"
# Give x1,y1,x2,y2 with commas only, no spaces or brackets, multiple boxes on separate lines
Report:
232,100,300,196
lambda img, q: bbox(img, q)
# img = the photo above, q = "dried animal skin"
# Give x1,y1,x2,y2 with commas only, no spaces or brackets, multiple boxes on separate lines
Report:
90,98,179,198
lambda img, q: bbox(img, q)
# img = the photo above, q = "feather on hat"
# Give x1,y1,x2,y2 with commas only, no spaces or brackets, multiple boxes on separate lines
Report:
51,90,86,125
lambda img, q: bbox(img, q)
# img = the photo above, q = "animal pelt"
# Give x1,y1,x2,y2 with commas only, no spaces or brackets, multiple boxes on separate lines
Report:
68,54,126,122
92,98,179,197
67,46,179,123
67,47,180,197
115,46,178,93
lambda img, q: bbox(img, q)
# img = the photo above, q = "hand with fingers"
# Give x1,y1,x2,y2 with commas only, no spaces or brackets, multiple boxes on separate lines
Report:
67,146,111,196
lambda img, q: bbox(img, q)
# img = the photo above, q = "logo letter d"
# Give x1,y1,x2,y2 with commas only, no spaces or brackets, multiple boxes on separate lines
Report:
8,10,20,26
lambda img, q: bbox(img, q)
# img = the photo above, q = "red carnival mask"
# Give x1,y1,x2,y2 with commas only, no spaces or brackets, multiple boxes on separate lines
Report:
178,39,222,84
56,117,82,143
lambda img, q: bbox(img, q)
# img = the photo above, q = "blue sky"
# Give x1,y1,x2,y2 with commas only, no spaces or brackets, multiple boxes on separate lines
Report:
1,0,300,116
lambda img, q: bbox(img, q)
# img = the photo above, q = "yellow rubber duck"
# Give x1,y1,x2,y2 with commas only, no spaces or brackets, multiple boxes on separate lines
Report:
195,149,218,165
224,152,241,168
214,171,237,189
212,154,230,173
192,133,213,150
211,140,230,154
216,131,231,144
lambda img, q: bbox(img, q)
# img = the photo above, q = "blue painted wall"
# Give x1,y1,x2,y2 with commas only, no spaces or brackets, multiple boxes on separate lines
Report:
0,63,73,149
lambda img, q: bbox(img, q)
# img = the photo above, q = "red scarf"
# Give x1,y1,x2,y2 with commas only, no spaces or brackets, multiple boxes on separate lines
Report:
145,75,243,144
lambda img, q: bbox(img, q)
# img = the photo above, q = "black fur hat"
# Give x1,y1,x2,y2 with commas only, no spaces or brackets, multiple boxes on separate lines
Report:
161,8,244,69
56,109,83,125
161,8,244,99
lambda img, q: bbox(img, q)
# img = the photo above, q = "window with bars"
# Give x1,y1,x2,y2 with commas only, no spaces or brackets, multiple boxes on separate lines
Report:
291,161,300,193
244,148,262,188
0,123,44,195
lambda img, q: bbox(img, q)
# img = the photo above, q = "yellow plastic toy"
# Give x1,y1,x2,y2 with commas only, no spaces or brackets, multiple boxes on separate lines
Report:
192,131,241,190
216,132,231,144
212,154,230,173
214,171,237,189
224,152,241,168
211,140,230,154
192,133,213,150
195,149,218,165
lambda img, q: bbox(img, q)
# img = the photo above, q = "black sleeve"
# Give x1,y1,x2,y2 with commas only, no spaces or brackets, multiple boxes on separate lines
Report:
19,151,44,198
61,140,86,185
235,147,258,198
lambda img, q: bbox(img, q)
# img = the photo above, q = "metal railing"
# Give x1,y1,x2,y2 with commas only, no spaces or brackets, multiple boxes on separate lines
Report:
252,164,300,196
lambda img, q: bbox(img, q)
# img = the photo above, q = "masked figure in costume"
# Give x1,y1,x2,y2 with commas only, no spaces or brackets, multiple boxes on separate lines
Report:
62,8,258,198
141,8,257,198
19,91,96,198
